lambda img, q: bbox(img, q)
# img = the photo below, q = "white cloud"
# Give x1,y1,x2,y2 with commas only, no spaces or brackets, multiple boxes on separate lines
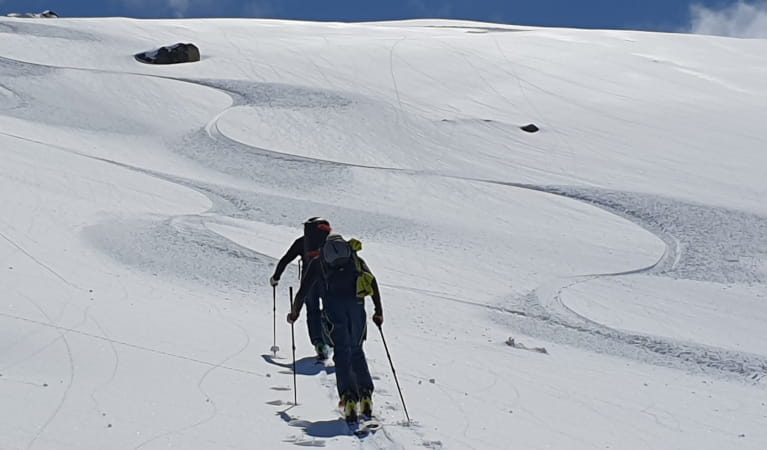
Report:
690,1,767,38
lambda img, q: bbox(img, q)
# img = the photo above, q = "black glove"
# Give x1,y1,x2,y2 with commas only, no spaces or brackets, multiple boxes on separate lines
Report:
287,311,299,323
372,313,383,326
269,276,279,287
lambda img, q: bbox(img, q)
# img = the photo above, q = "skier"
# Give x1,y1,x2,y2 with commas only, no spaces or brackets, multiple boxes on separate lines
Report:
287,234,383,422
271,217,332,359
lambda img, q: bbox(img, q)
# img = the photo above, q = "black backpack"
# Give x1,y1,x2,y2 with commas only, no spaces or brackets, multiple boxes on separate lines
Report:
320,237,357,297
320,236,376,298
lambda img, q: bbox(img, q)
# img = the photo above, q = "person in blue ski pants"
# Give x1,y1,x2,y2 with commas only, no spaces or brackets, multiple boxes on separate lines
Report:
288,234,383,421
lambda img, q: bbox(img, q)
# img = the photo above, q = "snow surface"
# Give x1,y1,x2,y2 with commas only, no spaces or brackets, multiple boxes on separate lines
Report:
1,16,766,450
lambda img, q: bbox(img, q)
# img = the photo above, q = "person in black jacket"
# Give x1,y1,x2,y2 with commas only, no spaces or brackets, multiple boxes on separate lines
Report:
270,217,332,359
288,234,383,422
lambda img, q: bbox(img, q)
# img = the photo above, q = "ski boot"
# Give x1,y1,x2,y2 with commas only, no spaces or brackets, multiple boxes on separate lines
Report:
314,342,329,361
360,395,373,419
341,395,358,423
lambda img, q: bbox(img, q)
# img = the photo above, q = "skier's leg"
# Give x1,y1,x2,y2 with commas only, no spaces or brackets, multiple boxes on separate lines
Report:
349,300,374,396
324,298,354,400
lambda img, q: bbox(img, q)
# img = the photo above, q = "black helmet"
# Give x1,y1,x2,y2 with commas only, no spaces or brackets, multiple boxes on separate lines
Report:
304,217,331,232
303,218,332,254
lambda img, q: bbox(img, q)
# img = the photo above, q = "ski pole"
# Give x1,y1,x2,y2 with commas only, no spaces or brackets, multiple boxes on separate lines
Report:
270,286,279,356
377,323,411,424
290,286,298,405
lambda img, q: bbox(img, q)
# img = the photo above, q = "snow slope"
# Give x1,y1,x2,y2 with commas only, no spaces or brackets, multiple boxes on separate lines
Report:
1,17,766,449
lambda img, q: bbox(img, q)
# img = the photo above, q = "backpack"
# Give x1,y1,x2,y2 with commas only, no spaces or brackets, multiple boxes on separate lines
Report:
320,236,376,298
303,217,331,257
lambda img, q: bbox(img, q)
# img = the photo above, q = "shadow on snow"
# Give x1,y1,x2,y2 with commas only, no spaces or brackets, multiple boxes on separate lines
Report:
262,354,335,375
279,410,357,439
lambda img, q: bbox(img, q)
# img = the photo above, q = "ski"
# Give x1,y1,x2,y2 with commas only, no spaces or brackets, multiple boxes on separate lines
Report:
349,418,382,438
337,396,380,437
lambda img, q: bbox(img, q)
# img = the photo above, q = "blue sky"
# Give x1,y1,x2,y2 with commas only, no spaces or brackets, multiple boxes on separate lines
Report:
2,1,767,36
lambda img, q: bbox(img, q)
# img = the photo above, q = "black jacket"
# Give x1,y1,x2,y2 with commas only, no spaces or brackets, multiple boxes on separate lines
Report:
272,237,308,281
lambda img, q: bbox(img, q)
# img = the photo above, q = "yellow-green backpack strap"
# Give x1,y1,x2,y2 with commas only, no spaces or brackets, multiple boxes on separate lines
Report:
348,238,362,252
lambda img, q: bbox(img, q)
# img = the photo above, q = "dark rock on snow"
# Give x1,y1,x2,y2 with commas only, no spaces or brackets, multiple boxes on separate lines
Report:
135,43,201,65
520,123,540,133
7,10,59,18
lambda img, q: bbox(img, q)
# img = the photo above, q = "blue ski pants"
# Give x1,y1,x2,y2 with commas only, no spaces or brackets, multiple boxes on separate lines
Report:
322,295,374,401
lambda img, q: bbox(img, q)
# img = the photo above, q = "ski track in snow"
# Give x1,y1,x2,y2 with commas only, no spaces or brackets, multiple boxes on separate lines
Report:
544,186,767,284
132,303,253,450
86,312,121,427
11,293,77,450
507,288,767,382
488,184,767,382
1,312,266,378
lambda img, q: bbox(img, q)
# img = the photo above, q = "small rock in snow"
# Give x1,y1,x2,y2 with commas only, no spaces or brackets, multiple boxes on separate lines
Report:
520,123,540,133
